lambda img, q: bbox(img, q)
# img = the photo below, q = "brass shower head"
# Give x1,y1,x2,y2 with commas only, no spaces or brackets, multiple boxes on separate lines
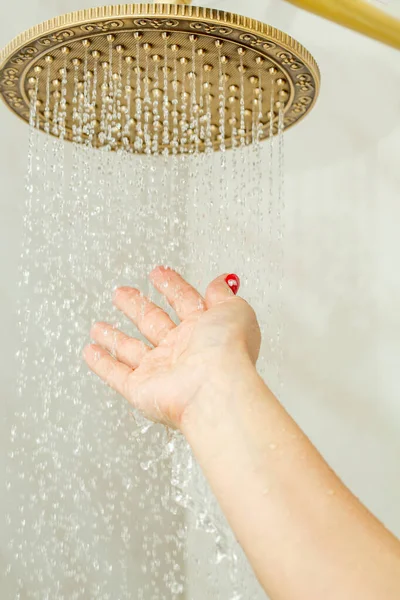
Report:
0,3,320,153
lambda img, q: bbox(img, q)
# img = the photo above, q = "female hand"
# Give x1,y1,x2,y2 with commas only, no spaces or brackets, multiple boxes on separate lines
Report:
84,267,261,428
84,268,400,600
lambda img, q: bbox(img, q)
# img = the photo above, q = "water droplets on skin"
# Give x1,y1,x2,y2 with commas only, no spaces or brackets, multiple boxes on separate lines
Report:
8,36,287,600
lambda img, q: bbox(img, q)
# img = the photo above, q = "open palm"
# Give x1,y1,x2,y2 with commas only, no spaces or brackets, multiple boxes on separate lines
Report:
84,267,260,429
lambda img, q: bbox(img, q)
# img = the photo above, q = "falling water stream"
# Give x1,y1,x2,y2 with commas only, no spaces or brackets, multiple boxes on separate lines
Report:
5,45,286,600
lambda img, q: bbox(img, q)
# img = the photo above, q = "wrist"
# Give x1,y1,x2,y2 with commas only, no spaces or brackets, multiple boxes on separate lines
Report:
179,351,261,435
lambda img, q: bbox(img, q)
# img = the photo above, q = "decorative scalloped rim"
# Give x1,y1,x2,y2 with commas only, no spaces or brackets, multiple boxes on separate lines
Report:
0,4,320,83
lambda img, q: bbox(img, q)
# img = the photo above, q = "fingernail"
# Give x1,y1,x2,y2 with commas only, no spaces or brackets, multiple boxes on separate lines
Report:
225,274,240,295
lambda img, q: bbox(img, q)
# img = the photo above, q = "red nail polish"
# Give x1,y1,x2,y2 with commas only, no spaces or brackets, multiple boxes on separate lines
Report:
225,274,240,295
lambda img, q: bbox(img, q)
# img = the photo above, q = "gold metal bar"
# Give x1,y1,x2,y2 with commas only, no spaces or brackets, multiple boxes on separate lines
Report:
284,0,400,50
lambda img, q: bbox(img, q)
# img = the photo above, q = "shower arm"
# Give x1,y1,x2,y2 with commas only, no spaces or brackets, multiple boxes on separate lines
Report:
283,0,400,50
156,0,399,50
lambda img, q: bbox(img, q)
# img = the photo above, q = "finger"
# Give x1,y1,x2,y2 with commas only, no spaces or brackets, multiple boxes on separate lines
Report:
150,266,206,321
205,273,241,308
83,343,133,399
113,286,176,346
90,321,151,369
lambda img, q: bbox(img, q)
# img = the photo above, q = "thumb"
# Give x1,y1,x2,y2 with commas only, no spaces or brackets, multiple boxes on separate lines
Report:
205,273,241,307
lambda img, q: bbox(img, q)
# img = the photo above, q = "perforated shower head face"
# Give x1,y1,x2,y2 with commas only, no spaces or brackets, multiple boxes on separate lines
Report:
0,3,320,153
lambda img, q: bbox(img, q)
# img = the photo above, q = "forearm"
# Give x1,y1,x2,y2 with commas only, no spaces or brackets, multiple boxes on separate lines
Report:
182,358,400,600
